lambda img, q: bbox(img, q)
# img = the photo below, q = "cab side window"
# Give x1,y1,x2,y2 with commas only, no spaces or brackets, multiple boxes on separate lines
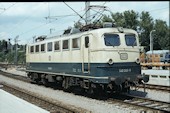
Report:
47,42,52,51
30,46,34,53
85,36,89,48
54,41,60,51
35,45,39,52
72,38,80,49
41,44,45,52
63,39,69,50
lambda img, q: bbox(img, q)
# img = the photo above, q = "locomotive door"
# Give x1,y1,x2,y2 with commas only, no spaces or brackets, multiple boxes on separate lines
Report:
82,35,91,73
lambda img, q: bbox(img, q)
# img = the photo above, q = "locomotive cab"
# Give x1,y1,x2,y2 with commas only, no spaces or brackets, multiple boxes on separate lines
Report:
82,26,149,93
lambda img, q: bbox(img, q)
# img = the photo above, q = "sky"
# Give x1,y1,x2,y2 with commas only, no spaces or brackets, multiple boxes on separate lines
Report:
0,1,169,45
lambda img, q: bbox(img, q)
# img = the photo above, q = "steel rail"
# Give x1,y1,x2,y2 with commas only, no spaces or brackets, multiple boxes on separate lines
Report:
0,83,90,113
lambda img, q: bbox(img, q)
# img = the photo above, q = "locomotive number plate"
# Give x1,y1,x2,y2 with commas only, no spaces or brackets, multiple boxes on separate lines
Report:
120,53,128,60
119,68,131,72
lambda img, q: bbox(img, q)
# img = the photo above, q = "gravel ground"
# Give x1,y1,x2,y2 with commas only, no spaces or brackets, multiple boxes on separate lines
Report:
129,88,170,102
0,68,169,113
1,67,27,77
0,74,140,113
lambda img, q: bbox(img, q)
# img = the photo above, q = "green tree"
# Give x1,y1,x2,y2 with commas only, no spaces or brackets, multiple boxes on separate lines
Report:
73,10,169,51
111,10,139,30
0,40,2,52
0,52,5,62
6,51,15,63
153,19,169,50
124,10,139,30
111,12,125,27
18,51,26,64
0,40,8,52
74,21,83,29
138,11,154,51
102,14,114,23
0,40,26,64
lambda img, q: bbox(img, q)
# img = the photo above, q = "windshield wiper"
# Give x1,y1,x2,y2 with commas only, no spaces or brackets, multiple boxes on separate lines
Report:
132,41,137,47
106,40,114,47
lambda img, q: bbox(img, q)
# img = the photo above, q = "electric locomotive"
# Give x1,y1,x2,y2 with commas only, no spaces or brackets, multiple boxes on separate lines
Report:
26,23,149,94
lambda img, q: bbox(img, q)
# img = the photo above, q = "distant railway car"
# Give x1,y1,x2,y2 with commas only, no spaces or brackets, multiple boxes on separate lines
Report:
26,23,149,94
164,52,170,63
146,50,170,63
142,70,170,86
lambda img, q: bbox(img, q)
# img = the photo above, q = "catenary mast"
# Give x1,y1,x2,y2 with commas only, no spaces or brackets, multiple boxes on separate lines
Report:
85,2,90,25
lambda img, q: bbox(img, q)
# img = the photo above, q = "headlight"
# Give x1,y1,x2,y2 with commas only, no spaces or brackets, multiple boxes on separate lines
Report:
142,73,149,83
135,58,140,64
108,59,113,65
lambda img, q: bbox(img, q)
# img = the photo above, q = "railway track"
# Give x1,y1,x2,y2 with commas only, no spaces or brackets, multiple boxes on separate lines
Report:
108,94,170,113
0,69,170,113
125,94,170,113
136,84,170,92
0,83,90,113
1,69,169,93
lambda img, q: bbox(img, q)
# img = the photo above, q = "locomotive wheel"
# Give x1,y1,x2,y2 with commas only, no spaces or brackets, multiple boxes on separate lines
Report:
87,83,101,97
122,81,130,93
42,78,49,87
115,84,122,93
62,77,70,92
122,85,130,93
31,73,40,84
88,87,94,94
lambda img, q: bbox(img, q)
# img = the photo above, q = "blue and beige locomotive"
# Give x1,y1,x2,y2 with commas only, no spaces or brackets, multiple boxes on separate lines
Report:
26,23,149,94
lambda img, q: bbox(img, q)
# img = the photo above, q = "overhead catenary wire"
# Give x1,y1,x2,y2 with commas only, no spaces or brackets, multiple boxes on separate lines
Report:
9,2,109,39
0,8,5,10
45,14,78,20
148,7,169,12
1,2,168,44
2,2,103,37
0,3,17,15
17,8,84,38
76,2,108,25
45,8,85,20
8,3,46,35
89,6,108,22
76,7,91,24
92,9,106,27
19,19,57,36
4,2,74,41
47,2,51,23
63,2,86,21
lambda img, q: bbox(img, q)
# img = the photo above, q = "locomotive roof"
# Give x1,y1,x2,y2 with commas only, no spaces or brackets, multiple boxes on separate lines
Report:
28,27,138,46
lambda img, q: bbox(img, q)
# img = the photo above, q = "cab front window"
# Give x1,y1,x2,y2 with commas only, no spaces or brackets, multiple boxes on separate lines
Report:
104,34,120,46
125,34,137,46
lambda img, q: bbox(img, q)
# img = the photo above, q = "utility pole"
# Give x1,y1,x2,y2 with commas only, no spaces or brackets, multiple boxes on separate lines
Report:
150,30,156,63
8,38,11,52
85,2,90,25
50,28,55,34
33,36,36,43
14,35,19,65
0,8,5,10
150,30,155,51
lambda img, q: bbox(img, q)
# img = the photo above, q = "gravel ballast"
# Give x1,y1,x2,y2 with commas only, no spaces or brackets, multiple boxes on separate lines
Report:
0,74,140,113
0,68,169,113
